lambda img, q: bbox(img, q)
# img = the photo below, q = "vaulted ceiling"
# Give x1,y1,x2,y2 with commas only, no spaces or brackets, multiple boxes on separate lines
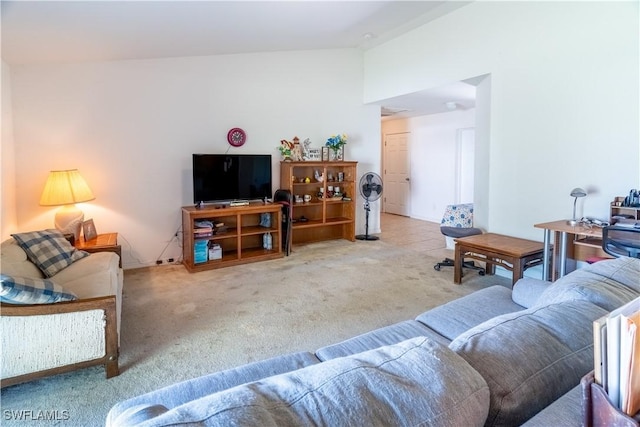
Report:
1,1,475,116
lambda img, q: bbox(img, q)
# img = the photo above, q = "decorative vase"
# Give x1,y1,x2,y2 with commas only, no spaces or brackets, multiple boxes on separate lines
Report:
330,147,343,161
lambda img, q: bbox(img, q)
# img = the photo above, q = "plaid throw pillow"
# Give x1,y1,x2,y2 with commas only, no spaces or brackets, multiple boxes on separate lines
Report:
0,274,77,304
11,229,89,278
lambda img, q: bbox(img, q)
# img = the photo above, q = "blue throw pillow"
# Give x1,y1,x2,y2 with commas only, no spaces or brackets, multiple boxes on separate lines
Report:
0,274,77,304
11,229,88,277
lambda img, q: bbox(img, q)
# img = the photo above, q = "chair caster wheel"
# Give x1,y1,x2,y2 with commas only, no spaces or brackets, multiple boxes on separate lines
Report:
434,265,441,271
479,270,485,276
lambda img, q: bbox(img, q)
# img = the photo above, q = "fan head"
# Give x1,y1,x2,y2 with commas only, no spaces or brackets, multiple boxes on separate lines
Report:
359,172,383,201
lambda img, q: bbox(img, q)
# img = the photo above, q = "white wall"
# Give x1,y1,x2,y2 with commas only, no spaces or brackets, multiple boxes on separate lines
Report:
8,49,381,268
366,2,640,239
382,108,476,223
1,60,18,240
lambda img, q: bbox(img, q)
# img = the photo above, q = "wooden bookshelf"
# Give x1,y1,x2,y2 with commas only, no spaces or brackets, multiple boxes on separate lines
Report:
280,161,357,245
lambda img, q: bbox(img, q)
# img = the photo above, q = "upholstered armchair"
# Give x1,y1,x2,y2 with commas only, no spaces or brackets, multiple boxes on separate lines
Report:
1,231,123,387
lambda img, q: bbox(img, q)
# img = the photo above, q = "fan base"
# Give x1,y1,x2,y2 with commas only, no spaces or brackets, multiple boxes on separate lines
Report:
355,235,380,241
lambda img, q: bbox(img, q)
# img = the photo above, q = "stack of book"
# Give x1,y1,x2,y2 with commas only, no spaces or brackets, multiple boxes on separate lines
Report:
593,296,640,417
194,220,214,238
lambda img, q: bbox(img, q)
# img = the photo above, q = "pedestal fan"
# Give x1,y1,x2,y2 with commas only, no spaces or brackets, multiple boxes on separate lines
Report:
356,172,383,241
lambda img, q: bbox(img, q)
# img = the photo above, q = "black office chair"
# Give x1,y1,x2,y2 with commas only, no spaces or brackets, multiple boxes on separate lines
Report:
273,189,292,256
602,225,640,258
433,203,485,275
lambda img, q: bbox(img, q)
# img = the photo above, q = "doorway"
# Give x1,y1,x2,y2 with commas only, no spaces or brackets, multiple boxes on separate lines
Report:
456,127,475,204
383,132,410,216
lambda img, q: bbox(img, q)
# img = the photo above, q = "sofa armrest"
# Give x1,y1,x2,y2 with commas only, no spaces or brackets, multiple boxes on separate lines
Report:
512,277,552,308
1,296,119,387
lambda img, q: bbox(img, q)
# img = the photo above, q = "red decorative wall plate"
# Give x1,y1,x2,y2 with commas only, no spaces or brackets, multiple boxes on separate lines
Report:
227,128,247,147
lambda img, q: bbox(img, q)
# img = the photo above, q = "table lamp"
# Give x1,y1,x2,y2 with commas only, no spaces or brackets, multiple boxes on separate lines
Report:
40,169,95,239
567,187,587,226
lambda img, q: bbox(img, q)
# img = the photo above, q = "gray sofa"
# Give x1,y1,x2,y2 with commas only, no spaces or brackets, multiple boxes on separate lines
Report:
107,256,640,426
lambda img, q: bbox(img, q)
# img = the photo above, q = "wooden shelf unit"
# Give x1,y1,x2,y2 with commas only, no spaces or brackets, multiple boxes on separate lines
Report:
280,161,357,245
182,203,282,273
610,197,640,224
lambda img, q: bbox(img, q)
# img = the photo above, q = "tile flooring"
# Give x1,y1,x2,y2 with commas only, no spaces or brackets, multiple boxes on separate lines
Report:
379,212,450,260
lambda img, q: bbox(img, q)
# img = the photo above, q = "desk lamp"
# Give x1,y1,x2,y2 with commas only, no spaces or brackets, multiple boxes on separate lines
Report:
40,169,95,240
567,187,587,226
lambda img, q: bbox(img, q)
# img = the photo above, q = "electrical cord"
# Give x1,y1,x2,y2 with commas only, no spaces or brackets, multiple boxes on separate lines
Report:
155,227,183,264
117,233,146,267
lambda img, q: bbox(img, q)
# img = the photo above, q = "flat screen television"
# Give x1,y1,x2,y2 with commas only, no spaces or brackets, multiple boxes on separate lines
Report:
192,154,272,205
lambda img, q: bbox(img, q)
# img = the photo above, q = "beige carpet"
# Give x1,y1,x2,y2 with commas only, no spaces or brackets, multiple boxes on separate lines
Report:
0,238,508,426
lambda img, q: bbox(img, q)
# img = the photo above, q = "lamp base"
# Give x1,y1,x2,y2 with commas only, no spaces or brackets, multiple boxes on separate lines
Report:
54,205,84,240
567,219,579,226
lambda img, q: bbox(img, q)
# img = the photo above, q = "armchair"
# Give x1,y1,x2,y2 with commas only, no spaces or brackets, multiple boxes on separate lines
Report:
1,235,123,387
1,296,119,387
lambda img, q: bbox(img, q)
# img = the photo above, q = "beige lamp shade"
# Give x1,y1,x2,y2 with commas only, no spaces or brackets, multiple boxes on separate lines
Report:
40,169,95,206
40,170,95,239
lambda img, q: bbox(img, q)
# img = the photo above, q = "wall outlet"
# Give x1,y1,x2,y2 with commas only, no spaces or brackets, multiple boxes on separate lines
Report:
156,260,163,265
167,258,175,263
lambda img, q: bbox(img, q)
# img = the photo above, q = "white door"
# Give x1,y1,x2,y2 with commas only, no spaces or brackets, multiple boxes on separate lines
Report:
384,132,410,216
456,128,475,204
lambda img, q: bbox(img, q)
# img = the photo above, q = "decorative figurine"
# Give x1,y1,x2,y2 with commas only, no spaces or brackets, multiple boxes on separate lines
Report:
302,138,312,160
291,136,303,161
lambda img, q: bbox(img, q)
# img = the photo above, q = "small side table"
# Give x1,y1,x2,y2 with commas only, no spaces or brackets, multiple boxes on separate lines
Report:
454,233,545,286
75,233,122,268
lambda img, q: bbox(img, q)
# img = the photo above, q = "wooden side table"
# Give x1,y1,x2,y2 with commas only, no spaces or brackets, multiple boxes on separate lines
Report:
75,233,122,268
454,233,545,286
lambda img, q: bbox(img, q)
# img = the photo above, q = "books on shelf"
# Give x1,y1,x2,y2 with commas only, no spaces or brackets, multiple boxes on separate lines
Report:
192,220,228,238
594,296,640,416
194,220,214,237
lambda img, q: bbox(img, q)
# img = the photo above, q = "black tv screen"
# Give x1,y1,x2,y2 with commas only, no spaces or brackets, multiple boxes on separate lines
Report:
193,154,272,204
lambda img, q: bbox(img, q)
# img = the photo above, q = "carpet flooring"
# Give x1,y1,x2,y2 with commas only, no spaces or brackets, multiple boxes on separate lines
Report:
1,223,509,426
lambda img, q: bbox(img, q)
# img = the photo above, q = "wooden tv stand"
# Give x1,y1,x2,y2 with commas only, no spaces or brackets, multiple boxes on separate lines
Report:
182,203,283,273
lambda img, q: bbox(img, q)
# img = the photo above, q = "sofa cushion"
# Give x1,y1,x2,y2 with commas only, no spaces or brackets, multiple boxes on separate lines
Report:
536,257,640,311
107,337,490,427
520,385,582,427
0,274,77,304
11,230,88,278
449,300,608,427
1,238,45,278
416,285,525,341
511,277,552,308
52,252,120,297
315,320,449,361
107,351,321,425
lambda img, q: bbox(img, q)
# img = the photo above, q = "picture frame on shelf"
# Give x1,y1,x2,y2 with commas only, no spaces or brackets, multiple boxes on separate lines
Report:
321,147,330,161
307,148,321,161
82,219,98,241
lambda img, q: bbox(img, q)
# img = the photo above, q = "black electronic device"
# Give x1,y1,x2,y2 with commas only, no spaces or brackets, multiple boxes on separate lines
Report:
193,154,272,205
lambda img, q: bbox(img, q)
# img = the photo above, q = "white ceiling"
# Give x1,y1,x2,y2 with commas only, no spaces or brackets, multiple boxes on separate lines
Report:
1,0,475,116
